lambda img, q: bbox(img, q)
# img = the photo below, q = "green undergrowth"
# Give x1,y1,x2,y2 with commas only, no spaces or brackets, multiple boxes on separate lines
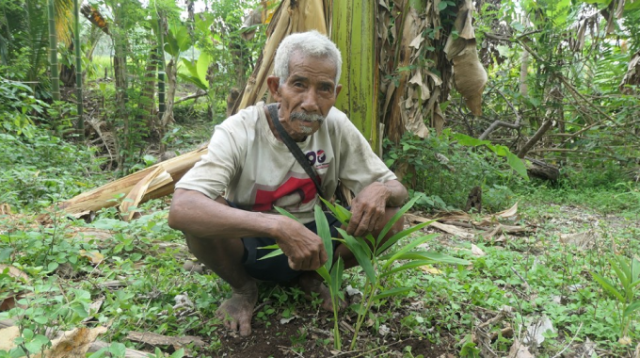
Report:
0,128,107,212
3,126,640,357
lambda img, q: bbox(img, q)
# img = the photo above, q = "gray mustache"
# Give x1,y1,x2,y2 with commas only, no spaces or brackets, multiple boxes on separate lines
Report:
290,111,325,123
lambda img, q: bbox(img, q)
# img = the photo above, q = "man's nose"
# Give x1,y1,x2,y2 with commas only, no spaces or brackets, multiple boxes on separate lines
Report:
300,88,320,113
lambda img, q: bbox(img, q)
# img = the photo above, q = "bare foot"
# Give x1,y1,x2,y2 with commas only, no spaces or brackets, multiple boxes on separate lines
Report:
297,273,347,312
215,281,258,336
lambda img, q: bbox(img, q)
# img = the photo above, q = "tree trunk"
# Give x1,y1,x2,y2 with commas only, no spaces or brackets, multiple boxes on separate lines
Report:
332,0,380,154
74,0,84,140
112,5,129,171
47,0,60,101
141,48,158,139
160,59,176,128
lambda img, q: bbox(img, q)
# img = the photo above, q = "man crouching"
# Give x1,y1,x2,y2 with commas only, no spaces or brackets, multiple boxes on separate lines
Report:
168,31,407,337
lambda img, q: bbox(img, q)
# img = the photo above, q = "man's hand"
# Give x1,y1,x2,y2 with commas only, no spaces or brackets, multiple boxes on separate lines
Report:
347,182,389,237
274,216,328,271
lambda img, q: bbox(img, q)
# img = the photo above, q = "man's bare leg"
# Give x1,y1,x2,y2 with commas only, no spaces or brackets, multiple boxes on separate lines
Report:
297,207,404,312
184,199,257,336
186,233,257,336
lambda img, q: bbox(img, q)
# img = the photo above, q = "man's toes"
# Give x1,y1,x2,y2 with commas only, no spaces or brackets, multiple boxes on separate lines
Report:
227,319,239,333
239,320,252,336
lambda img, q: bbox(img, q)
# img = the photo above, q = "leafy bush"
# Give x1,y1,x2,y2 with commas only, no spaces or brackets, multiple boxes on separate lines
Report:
0,76,46,138
383,129,521,211
0,128,105,211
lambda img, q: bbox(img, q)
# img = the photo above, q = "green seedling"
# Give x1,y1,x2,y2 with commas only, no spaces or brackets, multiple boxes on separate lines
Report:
590,255,640,339
266,194,470,351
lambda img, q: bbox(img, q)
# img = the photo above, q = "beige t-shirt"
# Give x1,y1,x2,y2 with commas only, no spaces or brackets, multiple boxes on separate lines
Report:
175,102,397,223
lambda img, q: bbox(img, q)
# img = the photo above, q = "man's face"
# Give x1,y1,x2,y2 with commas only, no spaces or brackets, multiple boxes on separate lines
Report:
268,52,342,140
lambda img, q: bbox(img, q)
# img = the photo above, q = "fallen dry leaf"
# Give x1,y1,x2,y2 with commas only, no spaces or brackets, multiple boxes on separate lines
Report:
620,336,632,345
126,331,205,348
471,244,486,257
0,203,12,215
431,221,475,239
0,264,29,282
496,202,518,218
523,315,555,346
559,232,594,249
0,326,20,351
420,265,443,274
0,265,29,312
79,250,105,265
44,326,108,358
508,339,534,358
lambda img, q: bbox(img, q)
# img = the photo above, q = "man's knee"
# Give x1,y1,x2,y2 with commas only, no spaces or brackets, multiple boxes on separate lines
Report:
381,207,404,239
184,233,240,259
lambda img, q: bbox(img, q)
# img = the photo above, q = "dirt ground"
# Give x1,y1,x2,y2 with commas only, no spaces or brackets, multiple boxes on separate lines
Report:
215,303,454,358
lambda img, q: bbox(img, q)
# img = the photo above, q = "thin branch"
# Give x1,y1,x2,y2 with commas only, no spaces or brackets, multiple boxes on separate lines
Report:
550,323,583,358
517,119,553,158
478,90,523,140
174,90,207,104
528,148,626,161
518,39,616,124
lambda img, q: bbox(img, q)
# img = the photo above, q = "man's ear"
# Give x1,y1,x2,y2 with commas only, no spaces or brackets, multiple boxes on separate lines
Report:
267,76,282,101
335,84,343,98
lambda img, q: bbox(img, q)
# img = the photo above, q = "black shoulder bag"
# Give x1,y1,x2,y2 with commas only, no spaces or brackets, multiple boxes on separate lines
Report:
266,103,326,202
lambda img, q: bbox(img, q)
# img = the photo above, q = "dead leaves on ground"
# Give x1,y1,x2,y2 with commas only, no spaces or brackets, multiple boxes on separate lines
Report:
0,264,29,312
405,202,530,242
0,326,107,358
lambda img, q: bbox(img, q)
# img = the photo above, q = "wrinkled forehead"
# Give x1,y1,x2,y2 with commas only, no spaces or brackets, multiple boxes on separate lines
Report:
288,51,338,79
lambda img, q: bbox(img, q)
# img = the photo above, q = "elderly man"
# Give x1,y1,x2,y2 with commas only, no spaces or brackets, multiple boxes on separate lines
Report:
168,31,407,337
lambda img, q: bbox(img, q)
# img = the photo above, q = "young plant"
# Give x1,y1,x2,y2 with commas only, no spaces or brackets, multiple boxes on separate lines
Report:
265,206,345,350
321,195,470,350
590,255,640,339
266,194,470,351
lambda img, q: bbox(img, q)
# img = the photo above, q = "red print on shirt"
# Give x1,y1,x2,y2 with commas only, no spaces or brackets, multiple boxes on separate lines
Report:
252,176,318,211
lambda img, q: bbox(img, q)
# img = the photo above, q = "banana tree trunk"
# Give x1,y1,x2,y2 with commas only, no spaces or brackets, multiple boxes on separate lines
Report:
231,0,330,114
47,0,60,101
331,0,380,154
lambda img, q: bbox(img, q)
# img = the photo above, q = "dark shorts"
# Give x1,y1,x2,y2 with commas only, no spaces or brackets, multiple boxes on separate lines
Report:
241,211,342,283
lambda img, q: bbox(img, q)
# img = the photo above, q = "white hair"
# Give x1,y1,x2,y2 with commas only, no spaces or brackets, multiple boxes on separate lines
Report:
273,31,342,87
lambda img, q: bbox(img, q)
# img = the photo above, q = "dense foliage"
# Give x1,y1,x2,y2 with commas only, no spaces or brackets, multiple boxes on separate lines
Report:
1,0,640,356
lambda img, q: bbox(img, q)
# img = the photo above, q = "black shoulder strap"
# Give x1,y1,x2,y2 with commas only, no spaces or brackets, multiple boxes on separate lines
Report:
266,103,326,200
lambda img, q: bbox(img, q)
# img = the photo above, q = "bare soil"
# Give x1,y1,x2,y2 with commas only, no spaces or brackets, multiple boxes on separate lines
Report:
214,303,454,358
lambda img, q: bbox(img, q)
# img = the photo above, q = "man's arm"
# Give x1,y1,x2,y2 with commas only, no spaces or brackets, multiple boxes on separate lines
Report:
346,179,408,237
168,189,328,271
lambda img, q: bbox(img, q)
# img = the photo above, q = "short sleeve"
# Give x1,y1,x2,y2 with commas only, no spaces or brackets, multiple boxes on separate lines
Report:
175,119,246,199
336,117,397,195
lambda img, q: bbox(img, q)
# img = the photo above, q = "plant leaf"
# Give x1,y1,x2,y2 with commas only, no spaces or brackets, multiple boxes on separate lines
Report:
373,287,411,300
316,266,331,283
591,271,625,302
381,234,437,271
507,152,529,181
376,193,422,246
315,205,333,272
623,301,640,317
330,257,344,293
273,206,300,222
196,51,211,88
377,220,432,255
380,260,434,277
258,249,284,260
337,228,376,285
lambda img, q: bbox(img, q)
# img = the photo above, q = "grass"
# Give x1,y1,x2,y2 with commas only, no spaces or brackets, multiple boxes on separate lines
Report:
2,126,640,357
